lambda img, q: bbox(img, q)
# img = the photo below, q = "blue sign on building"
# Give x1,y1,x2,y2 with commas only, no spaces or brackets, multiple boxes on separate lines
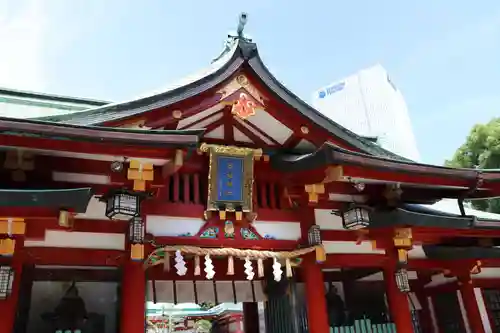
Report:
318,82,345,99
216,156,244,202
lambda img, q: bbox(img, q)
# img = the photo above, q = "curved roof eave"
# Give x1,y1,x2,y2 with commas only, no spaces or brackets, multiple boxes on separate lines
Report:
42,39,409,161
43,40,244,126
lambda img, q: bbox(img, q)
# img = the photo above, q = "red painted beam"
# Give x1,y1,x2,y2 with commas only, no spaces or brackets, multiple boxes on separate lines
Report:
142,202,303,222
322,253,388,268
39,155,169,186
320,230,360,241
0,135,172,159
25,218,127,240
21,247,125,266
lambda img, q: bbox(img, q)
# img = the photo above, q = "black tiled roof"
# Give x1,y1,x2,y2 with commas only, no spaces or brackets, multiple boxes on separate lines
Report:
34,40,409,161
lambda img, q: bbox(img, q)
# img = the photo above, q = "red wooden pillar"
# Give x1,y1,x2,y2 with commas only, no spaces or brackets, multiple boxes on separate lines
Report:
121,259,146,333
303,253,330,333
0,238,24,333
458,275,485,333
383,264,413,333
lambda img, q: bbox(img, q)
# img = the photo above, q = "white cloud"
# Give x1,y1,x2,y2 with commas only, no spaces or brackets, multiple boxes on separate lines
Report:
0,0,48,90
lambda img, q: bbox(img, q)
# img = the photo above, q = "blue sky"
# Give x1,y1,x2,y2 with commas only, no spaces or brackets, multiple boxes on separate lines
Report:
1,1,500,165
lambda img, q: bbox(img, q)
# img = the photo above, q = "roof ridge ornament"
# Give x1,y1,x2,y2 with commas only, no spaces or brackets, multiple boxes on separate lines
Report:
211,12,252,64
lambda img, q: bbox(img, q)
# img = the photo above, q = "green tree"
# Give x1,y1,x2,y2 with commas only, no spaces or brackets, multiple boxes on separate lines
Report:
445,117,500,213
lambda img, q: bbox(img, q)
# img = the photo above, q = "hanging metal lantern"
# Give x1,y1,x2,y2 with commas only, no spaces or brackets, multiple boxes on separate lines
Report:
101,189,144,221
395,268,410,293
341,205,371,230
129,216,145,244
0,265,14,299
307,225,321,246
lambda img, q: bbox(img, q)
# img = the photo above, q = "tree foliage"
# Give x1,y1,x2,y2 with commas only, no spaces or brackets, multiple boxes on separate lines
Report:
445,117,500,213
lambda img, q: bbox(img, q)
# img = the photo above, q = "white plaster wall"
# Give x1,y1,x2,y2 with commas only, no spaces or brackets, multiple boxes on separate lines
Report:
474,288,492,333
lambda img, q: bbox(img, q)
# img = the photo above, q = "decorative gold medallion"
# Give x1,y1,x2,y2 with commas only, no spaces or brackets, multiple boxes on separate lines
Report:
231,92,257,119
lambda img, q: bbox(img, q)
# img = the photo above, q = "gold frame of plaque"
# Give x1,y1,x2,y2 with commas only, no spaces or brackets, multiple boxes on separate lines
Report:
199,143,262,220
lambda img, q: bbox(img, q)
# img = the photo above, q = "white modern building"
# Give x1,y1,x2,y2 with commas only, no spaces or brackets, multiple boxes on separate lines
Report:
312,64,421,162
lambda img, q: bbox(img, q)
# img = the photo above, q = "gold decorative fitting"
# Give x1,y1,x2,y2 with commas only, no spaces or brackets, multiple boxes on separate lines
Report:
128,160,154,191
231,92,258,119
304,184,325,203
172,110,183,119
300,126,309,134
394,228,412,239
393,238,412,248
393,228,413,248
315,244,326,263
58,210,73,228
131,244,144,261
200,143,261,220
0,218,25,235
397,248,408,265
322,166,344,184
236,75,249,86
218,75,266,105
0,238,15,256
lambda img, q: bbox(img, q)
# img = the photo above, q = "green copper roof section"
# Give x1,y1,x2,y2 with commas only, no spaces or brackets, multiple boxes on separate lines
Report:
0,96,89,111
0,187,93,212
0,87,109,107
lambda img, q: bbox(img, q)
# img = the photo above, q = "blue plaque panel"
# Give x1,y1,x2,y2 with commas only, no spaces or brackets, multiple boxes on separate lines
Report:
216,156,243,202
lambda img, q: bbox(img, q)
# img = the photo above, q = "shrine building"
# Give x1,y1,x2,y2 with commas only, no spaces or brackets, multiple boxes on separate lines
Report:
2,13,500,333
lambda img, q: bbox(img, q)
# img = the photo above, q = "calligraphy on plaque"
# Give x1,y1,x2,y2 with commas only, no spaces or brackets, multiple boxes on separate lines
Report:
200,143,261,218
216,156,243,202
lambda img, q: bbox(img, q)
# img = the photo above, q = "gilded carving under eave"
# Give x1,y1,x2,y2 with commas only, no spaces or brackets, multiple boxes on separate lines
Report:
217,74,266,105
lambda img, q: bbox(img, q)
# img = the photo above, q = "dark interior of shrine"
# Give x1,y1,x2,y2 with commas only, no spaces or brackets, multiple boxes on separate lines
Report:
14,265,120,333
11,265,424,333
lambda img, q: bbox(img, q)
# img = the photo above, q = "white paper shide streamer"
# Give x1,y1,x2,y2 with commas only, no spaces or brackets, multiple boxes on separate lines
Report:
244,257,254,280
272,257,283,282
204,254,215,279
174,250,187,276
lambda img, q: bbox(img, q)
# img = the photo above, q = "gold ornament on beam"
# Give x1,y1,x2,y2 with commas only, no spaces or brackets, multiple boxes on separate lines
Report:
127,160,154,191
0,238,15,256
58,210,74,228
304,184,325,203
0,218,25,235
131,244,144,261
393,228,413,266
